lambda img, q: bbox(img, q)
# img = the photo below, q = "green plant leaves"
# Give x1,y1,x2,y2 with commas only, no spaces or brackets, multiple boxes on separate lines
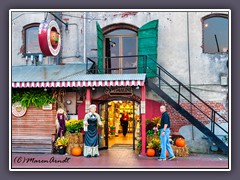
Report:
12,89,56,108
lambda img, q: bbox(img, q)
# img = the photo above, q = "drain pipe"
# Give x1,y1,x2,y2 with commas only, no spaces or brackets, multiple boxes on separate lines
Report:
54,12,62,65
187,12,194,140
83,12,87,63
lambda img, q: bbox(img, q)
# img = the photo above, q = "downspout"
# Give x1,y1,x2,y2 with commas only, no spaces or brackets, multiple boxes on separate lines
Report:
83,12,87,63
54,12,62,65
187,12,194,140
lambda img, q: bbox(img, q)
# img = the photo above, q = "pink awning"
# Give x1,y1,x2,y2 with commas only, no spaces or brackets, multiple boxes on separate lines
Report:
12,80,145,88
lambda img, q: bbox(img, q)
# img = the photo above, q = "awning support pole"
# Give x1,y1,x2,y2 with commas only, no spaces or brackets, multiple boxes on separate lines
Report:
141,84,146,156
85,87,91,113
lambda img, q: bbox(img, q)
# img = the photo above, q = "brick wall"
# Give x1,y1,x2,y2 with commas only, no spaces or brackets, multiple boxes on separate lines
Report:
165,101,227,132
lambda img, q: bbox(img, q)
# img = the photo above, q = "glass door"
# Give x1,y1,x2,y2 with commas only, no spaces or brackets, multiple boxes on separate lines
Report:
105,29,137,74
98,102,108,149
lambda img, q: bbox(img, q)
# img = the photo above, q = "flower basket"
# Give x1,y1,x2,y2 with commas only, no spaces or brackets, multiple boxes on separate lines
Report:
54,136,68,154
57,147,66,155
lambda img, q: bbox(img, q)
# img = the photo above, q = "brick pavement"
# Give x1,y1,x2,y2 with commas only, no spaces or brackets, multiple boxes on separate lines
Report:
11,149,229,170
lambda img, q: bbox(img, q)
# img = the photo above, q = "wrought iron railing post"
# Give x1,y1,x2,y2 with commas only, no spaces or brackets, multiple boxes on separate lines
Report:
158,67,161,88
178,84,181,104
213,111,215,134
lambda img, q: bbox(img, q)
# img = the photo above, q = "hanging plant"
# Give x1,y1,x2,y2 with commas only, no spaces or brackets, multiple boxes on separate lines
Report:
12,89,56,109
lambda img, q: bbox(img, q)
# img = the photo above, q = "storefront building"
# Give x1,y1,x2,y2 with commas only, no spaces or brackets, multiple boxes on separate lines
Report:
11,11,229,155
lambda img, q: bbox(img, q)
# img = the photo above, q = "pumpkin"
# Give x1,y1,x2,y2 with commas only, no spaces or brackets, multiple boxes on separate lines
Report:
146,148,155,157
71,147,82,156
175,138,186,147
50,31,59,46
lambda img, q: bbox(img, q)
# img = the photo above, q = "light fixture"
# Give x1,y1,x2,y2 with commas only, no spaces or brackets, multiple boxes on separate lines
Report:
92,87,95,90
111,42,116,47
109,40,116,47
66,99,72,105
44,88,47,91
136,86,139,89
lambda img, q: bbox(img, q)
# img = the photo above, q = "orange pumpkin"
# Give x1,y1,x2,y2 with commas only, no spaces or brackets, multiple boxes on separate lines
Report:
50,31,59,46
175,138,186,147
146,148,155,157
71,147,82,156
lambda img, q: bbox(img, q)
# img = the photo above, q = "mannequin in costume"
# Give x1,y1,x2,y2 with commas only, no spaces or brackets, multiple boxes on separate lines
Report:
56,108,68,137
83,104,103,157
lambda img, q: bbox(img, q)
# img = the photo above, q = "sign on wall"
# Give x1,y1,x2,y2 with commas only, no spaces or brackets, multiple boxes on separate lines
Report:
38,19,61,56
12,102,27,117
140,100,145,114
42,104,53,110
104,87,133,96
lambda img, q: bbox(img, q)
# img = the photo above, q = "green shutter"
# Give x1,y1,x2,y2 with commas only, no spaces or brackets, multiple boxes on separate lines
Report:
96,22,104,74
138,20,158,78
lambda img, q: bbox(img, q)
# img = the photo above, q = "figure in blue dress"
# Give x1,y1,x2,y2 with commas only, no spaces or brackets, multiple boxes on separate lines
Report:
83,104,103,157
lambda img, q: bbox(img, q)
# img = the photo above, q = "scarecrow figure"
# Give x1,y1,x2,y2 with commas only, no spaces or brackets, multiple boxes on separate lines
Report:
56,108,68,137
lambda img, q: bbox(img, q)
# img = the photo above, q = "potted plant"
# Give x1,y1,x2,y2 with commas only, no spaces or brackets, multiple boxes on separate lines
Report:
152,137,161,156
110,126,116,135
66,119,83,133
54,136,68,155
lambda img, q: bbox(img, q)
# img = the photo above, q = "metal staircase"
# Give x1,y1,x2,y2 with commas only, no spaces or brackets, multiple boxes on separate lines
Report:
144,56,229,154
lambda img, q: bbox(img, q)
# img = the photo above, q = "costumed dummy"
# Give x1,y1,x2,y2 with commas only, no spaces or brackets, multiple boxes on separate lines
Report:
56,108,68,137
83,104,103,157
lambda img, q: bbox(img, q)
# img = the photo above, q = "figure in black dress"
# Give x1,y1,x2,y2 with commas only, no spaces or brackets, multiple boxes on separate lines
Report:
121,111,129,136
56,108,68,137
83,104,102,157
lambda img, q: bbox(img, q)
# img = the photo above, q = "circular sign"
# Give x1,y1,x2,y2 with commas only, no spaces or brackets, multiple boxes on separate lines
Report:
38,19,61,56
12,102,27,117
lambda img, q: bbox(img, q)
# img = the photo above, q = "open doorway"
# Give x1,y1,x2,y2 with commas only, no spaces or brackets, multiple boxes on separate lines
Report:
98,100,140,150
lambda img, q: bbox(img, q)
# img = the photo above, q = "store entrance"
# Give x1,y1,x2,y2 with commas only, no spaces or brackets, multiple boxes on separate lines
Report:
97,99,140,150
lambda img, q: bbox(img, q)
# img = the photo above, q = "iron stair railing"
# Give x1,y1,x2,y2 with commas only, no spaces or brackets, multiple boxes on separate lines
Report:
144,56,228,154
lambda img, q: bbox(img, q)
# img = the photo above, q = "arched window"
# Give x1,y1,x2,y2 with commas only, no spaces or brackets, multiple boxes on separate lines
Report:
202,13,228,53
22,23,41,56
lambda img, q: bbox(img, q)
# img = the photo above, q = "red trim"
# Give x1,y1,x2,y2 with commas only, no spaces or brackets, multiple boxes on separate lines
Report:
141,84,146,156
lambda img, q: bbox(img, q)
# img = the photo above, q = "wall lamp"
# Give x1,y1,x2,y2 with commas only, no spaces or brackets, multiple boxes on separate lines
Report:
110,41,116,47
